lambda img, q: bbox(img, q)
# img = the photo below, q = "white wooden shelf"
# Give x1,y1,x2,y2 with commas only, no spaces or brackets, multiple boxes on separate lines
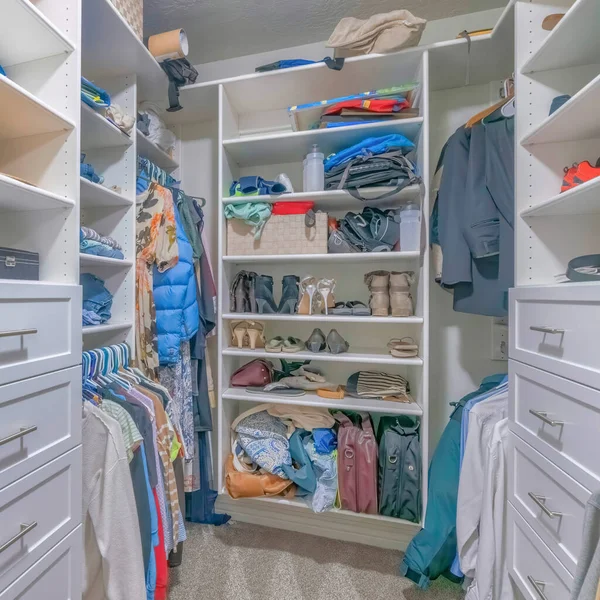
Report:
521,0,600,73
0,74,74,139
222,387,423,416
223,346,423,366
521,178,600,218
223,313,424,324
223,118,423,167
81,103,133,150
80,178,133,208
0,0,75,67
521,73,600,145
136,130,178,172
79,254,133,268
81,0,166,104
82,322,133,335
221,185,421,209
223,251,420,265
0,172,74,211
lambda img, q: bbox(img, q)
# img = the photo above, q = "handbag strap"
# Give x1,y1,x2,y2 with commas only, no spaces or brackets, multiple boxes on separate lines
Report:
333,412,354,428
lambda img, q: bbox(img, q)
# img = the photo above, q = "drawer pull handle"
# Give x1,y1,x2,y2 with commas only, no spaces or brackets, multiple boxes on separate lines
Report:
529,492,563,518
0,328,37,338
530,325,564,335
0,425,37,447
528,576,549,600
529,410,564,427
0,522,37,554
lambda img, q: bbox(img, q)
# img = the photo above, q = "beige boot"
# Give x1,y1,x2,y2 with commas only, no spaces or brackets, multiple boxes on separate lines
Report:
364,271,390,316
390,271,415,317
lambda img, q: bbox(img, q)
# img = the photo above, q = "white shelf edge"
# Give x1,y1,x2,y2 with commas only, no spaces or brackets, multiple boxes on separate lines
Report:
223,251,420,264
80,177,133,206
82,322,133,335
79,254,133,267
0,172,75,210
81,102,133,147
521,177,600,218
222,313,424,324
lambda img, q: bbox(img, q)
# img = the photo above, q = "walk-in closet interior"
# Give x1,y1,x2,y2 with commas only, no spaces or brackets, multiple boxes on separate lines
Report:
0,0,598,598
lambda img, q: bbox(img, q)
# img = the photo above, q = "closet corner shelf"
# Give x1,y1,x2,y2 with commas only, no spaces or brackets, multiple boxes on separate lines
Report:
81,103,133,150
136,131,179,172
0,173,74,211
79,254,133,268
223,347,423,367
0,75,75,139
82,322,133,335
520,73,600,145
520,0,599,74
521,177,600,218
81,0,166,104
223,118,424,167
221,185,421,209
80,178,133,208
222,388,424,416
223,313,424,325
223,251,420,265
3,0,75,67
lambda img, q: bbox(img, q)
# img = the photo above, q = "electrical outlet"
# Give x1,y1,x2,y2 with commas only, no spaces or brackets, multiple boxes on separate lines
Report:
491,317,508,361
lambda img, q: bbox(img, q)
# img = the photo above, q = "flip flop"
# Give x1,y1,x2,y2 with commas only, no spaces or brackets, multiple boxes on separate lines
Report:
265,336,285,352
331,302,352,315
347,300,371,315
387,337,419,358
282,336,305,353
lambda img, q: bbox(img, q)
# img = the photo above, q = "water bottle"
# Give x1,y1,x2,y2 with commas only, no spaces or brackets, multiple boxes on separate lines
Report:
399,202,420,251
304,144,325,192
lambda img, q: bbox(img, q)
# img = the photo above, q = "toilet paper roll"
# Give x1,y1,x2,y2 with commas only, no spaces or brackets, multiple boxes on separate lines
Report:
148,29,189,62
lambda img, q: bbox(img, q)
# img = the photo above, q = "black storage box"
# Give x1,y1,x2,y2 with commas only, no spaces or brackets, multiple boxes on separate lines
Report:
0,247,40,280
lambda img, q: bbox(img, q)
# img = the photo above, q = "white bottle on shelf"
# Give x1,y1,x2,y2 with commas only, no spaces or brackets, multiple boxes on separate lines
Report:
303,144,324,192
399,202,420,251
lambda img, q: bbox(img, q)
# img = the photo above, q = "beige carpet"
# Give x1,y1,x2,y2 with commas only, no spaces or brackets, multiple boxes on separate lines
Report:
169,521,463,600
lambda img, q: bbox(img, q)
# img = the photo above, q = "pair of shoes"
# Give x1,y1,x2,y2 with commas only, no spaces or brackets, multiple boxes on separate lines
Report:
330,300,370,316
387,337,419,358
364,270,415,317
297,277,336,315
562,159,600,193
231,271,300,314
306,328,349,354
265,336,305,353
230,321,266,349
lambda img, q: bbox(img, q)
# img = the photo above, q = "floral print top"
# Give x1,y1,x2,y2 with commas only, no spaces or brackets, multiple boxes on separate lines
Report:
136,184,178,376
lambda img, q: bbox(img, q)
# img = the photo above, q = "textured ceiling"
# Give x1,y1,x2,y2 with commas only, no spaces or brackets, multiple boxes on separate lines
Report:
145,0,507,65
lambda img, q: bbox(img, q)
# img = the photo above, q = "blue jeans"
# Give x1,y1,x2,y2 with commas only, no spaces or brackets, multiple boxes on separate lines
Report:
81,273,113,322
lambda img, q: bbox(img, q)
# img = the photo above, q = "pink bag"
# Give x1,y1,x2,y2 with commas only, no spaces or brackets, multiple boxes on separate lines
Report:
334,412,378,514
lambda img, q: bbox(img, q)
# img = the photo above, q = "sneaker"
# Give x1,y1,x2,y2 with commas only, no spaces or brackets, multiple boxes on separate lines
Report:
561,163,579,193
573,160,600,187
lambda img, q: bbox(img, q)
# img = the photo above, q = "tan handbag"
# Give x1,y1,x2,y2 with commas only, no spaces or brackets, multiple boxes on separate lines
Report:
225,455,296,499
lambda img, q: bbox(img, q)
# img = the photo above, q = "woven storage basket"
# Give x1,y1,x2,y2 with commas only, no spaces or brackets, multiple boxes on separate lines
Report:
110,0,143,40
227,213,328,256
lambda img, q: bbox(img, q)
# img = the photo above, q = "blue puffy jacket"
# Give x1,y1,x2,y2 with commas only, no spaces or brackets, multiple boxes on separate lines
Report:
153,204,199,365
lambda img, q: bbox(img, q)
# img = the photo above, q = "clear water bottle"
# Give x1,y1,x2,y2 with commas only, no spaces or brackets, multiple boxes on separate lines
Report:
304,144,325,192
399,202,420,251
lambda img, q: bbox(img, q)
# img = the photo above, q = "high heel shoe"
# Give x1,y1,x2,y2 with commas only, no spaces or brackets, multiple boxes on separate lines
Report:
230,321,249,348
278,275,300,314
326,329,349,354
306,328,326,353
298,276,317,315
246,321,266,349
255,274,277,314
317,278,336,315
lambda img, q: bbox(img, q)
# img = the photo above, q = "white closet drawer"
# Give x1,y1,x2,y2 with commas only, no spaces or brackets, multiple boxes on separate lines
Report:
0,448,81,592
510,284,600,391
0,525,81,599
510,433,589,575
508,503,573,600
0,282,81,386
510,360,600,492
0,367,81,491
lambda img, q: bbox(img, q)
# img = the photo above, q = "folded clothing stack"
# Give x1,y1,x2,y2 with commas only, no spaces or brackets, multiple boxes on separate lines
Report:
137,101,176,155
80,227,124,259
81,273,113,325
229,175,292,197
81,77,110,110
80,153,103,185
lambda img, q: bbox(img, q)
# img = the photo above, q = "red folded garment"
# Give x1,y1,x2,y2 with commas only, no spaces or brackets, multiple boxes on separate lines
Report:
272,201,314,215
323,98,410,115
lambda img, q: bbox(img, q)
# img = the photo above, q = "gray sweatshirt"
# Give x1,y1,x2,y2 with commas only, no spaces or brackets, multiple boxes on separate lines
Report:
572,491,600,600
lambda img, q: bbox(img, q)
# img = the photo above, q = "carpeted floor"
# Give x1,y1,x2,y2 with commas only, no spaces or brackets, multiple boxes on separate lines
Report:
169,521,463,600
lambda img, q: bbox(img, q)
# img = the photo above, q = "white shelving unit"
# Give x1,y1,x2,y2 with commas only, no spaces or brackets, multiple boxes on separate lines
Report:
81,103,133,149
136,130,179,172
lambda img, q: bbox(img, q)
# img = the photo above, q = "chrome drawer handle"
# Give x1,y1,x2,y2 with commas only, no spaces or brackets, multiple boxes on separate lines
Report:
0,328,37,338
529,492,563,518
0,522,37,554
530,326,564,335
529,410,564,427
0,425,37,447
528,576,549,600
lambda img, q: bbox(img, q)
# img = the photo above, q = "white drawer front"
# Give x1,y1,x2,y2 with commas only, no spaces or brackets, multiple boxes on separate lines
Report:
0,367,81,491
0,526,81,599
510,433,589,575
509,504,573,600
510,360,600,491
510,284,600,391
0,282,81,386
0,449,81,591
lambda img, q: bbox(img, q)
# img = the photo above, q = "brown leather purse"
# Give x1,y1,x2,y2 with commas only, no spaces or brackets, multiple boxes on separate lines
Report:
230,359,273,387
225,455,295,499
